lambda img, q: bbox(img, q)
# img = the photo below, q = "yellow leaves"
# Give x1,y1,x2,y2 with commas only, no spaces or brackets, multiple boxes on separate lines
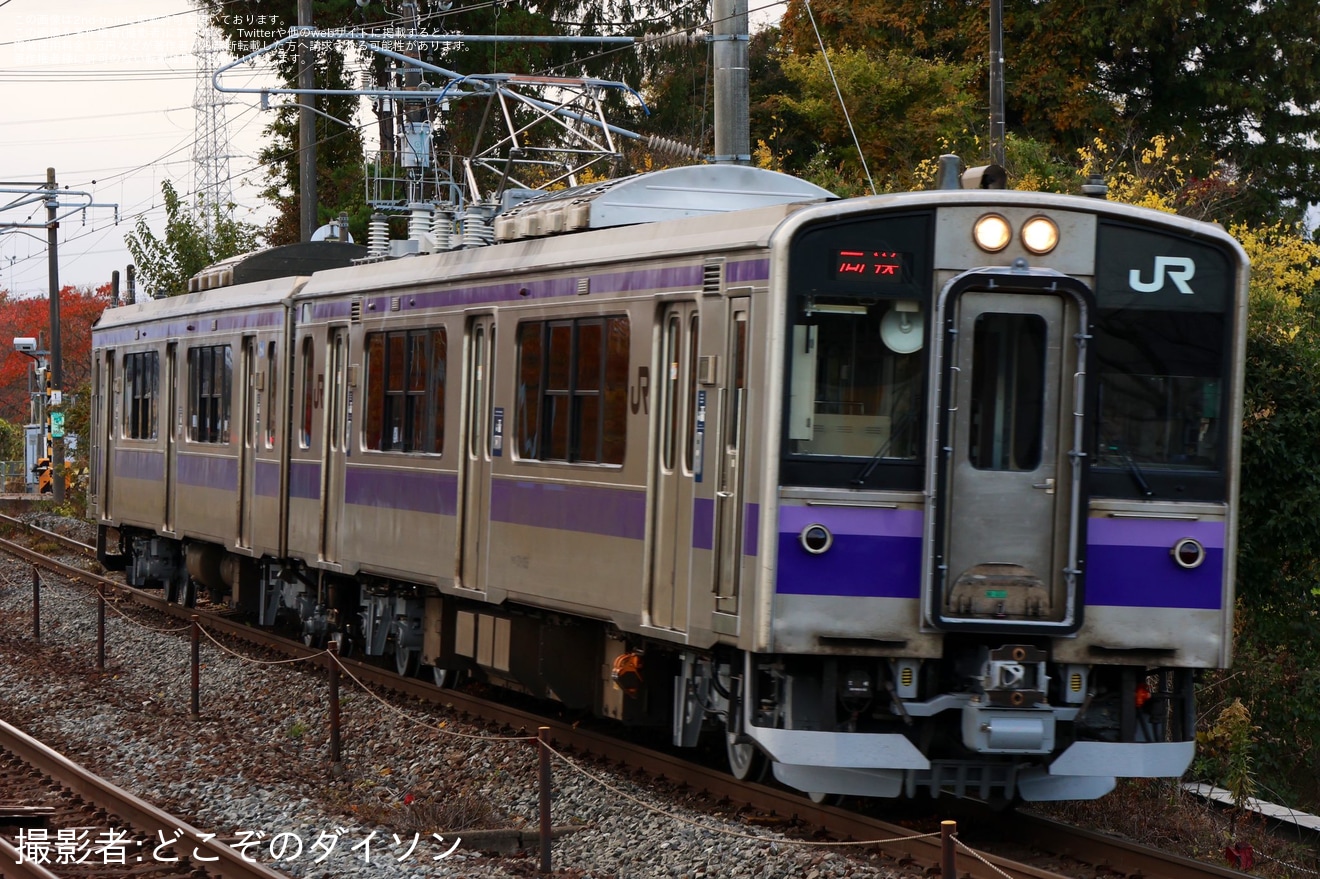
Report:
1231,221,1320,333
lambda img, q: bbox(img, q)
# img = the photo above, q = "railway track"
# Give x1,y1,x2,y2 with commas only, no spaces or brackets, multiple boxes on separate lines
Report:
0,718,286,879
0,513,1255,879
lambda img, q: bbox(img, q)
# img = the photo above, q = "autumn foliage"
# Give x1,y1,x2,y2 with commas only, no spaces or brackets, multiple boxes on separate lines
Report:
0,284,110,426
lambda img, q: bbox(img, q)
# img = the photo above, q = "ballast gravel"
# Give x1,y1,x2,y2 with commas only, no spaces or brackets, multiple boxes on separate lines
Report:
0,513,909,879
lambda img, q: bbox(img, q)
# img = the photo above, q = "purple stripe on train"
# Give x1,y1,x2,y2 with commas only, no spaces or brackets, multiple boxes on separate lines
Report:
490,480,646,540
113,448,166,481
344,467,458,516
289,460,321,500
1085,517,1226,609
774,505,923,598
93,309,284,346
727,258,770,283
690,497,760,556
177,453,238,490
255,460,281,497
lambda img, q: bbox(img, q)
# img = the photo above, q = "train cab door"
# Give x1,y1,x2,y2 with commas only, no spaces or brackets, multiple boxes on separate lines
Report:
238,336,256,549
163,343,177,534
713,299,751,616
649,302,699,632
459,315,496,592
928,274,1090,632
319,328,349,565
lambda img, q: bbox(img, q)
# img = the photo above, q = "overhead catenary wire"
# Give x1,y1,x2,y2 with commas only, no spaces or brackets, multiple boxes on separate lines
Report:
801,0,875,195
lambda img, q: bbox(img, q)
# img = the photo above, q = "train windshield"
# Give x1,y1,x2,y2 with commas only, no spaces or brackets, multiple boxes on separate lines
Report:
786,298,923,463
781,212,933,490
1090,221,1236,499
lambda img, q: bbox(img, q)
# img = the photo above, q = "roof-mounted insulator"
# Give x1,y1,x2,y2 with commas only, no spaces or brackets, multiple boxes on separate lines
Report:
408,203,436,252
432,207,455,252
367,212,390,258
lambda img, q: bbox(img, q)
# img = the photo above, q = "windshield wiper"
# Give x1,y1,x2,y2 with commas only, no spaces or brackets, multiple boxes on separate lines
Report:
851,411,917,486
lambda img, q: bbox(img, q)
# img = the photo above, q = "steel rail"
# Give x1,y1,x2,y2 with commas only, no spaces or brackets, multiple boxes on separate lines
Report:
0,719,288,879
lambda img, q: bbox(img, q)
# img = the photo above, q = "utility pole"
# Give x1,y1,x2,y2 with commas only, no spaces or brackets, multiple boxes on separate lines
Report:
44,168,65,505
989,0,1006,167
298,0,317,241
1,173,116,500
711,0,750,164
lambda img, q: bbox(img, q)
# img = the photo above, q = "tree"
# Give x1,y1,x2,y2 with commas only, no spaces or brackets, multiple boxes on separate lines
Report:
0,285,109,427
124,181,262,297
776,0,1320,226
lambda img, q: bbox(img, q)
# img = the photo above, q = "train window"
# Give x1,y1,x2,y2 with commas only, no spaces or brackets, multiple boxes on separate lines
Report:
516,315,629,464
363,328,447,454
186,345,231,444
299,337,314,449
783,297,924,488
685,314,699,473
122,351,158,440
1094,311,1225,476
968,313,1045,472
265,342,277,449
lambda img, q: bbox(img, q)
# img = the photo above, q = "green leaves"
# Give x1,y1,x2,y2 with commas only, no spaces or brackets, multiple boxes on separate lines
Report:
123,181,262,298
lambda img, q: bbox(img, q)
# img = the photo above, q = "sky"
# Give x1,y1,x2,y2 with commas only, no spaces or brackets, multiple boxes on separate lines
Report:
0,2,280,297
0,1,786,299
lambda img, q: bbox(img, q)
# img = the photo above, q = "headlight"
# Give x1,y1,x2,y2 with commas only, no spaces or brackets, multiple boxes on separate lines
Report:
973,213,1012,252
1021,216,1060,254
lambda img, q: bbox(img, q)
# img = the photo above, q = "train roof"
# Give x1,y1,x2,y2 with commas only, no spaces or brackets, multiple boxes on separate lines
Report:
296,198,819,299
93,274,306,332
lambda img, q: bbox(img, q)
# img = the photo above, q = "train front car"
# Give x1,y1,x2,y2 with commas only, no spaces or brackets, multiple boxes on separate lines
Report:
752,191,1247,801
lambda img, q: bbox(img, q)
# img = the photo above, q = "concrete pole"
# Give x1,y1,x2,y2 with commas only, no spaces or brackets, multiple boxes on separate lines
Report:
298,0,318,241
45,168,64,505
712,0,750,164
989,0,1006,167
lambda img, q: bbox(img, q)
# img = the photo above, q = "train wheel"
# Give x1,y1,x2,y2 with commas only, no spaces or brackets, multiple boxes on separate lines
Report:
394,644,418,677
808,791,842,806
725,733,768,783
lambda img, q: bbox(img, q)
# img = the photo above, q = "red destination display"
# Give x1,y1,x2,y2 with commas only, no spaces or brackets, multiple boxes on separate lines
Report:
834,249,906,280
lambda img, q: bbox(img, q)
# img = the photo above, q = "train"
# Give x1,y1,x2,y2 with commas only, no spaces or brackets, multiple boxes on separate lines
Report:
89,161,1248,802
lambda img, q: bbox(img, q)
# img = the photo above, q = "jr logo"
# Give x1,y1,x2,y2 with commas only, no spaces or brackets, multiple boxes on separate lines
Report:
1129,256,1196,295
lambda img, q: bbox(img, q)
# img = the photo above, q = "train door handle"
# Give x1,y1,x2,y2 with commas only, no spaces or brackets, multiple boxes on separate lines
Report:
1032,478,1055,494
716,490,734,498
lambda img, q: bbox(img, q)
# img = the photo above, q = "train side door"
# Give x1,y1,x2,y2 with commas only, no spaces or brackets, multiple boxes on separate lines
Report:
99,352,114,520
649,302,699,631
163,343,177,534
238,336,256,549
713,299,750,615
459,315,496,592
930,279,1088,631
320,328,349,565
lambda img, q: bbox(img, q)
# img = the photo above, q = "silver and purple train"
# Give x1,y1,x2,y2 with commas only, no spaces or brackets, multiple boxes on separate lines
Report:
90,164,1247,801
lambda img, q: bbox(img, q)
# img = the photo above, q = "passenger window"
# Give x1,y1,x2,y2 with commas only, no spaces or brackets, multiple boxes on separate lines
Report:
363,327,447,454
300,337,314,449
122,351,159,440
265,342,278,449
186,345,231,443
516,315,629,464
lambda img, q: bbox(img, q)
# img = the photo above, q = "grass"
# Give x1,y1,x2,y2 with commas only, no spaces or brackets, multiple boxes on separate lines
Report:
1030,779,1319,877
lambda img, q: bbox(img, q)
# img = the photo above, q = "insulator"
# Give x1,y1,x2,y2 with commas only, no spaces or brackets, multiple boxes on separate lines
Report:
462,214,494,249
649,29,705,49
646,134,702,160
367,213,390,258
408,202,434,251
431,208,454,251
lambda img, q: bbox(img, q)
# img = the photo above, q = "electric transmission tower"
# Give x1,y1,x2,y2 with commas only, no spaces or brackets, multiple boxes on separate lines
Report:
192,21,234,237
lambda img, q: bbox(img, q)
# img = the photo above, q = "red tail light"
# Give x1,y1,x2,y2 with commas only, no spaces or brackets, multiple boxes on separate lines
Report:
1134,682,1151,708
